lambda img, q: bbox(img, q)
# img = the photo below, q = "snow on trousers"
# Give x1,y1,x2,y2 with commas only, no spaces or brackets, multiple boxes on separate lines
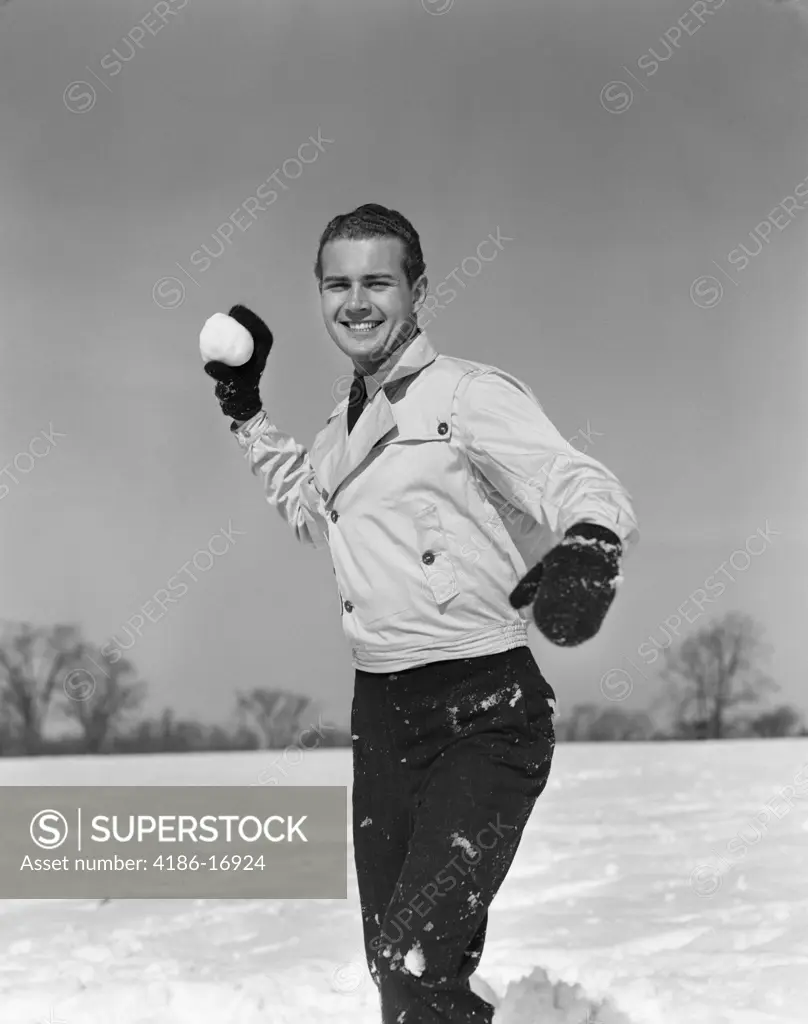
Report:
351,646,556,1023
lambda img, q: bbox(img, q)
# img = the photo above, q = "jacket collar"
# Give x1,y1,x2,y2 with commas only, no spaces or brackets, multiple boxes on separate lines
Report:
326,331,439,420
311,332,439,503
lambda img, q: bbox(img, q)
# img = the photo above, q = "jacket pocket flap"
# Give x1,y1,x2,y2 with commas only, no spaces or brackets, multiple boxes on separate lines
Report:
375,400,453,446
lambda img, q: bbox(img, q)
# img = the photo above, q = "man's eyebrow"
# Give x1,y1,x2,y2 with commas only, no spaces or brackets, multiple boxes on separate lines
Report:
322,272,398,283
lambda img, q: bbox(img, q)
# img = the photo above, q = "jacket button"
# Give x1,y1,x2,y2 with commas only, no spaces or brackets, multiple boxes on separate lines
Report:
437,422,448,435
422,551,435,565
330,510,339,523
344,600,354,612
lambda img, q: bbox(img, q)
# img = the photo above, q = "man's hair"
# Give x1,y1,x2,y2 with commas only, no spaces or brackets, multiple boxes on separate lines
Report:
313,203,426,289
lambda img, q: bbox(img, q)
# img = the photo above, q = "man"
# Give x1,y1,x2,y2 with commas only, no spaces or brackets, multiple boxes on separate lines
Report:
203,203,638,1023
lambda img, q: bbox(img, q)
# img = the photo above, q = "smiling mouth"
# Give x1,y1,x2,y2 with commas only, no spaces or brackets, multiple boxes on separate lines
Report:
341,320,384,335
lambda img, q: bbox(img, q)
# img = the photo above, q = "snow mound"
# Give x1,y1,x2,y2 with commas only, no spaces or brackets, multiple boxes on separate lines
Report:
473,967,636,1024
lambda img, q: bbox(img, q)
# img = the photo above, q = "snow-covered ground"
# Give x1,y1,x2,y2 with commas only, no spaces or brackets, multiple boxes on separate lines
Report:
1,739,807,1024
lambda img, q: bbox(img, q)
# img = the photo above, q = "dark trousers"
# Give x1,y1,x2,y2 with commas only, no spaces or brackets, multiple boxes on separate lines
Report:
351,645,556,1023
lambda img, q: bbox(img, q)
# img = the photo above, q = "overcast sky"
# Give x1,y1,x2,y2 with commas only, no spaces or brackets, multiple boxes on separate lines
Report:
1,0,806,731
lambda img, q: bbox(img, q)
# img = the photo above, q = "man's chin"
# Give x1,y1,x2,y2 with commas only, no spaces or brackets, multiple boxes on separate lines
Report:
328,322,416,373
349,330,401,365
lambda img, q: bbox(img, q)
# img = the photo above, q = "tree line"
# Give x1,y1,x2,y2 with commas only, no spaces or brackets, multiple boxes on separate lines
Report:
0,621,351,757
0,611,802,756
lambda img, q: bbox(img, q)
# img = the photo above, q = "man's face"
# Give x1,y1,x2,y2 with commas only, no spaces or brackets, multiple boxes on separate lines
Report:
319,236,426,372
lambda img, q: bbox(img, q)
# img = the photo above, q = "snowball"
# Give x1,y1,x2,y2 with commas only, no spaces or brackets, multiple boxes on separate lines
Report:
199,312,254,366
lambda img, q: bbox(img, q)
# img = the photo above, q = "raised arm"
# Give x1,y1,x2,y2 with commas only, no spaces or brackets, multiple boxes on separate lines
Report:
232,413,329,549
202,306,328,550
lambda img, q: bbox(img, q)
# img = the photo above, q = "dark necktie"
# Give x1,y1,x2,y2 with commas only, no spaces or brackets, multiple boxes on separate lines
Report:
346,374,367,435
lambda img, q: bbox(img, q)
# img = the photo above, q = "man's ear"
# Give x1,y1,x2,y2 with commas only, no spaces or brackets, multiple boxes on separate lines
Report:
411,274,428,316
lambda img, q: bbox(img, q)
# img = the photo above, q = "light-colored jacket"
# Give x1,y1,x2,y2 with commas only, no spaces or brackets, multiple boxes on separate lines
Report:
233,333,639,673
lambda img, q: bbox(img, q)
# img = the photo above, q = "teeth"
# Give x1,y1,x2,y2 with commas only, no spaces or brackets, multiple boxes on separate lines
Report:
344,322,382,331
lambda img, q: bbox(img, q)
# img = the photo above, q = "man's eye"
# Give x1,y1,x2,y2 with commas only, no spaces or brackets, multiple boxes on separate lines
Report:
370,282,390,289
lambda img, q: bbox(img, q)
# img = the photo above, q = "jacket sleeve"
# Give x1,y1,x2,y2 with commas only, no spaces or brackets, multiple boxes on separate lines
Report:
231,411,329,550
454,370,639,554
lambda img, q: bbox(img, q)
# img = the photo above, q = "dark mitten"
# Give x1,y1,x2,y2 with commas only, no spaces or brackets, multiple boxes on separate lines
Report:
509,523,622,647
204,305,274,421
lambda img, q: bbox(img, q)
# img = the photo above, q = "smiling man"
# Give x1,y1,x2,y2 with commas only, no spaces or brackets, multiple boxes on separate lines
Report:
319,220,427,381
202,203,639,1024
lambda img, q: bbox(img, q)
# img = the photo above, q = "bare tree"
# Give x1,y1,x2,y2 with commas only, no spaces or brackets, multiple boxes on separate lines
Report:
0,622,84,753
0,622,147,754
58,643,146,753
237,688,312,748
659,612,777,739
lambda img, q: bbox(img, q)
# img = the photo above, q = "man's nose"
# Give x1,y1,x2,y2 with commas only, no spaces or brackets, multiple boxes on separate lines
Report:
344,286,371,316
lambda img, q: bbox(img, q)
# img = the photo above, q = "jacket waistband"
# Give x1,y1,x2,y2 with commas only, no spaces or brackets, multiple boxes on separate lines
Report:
351,620,530,674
